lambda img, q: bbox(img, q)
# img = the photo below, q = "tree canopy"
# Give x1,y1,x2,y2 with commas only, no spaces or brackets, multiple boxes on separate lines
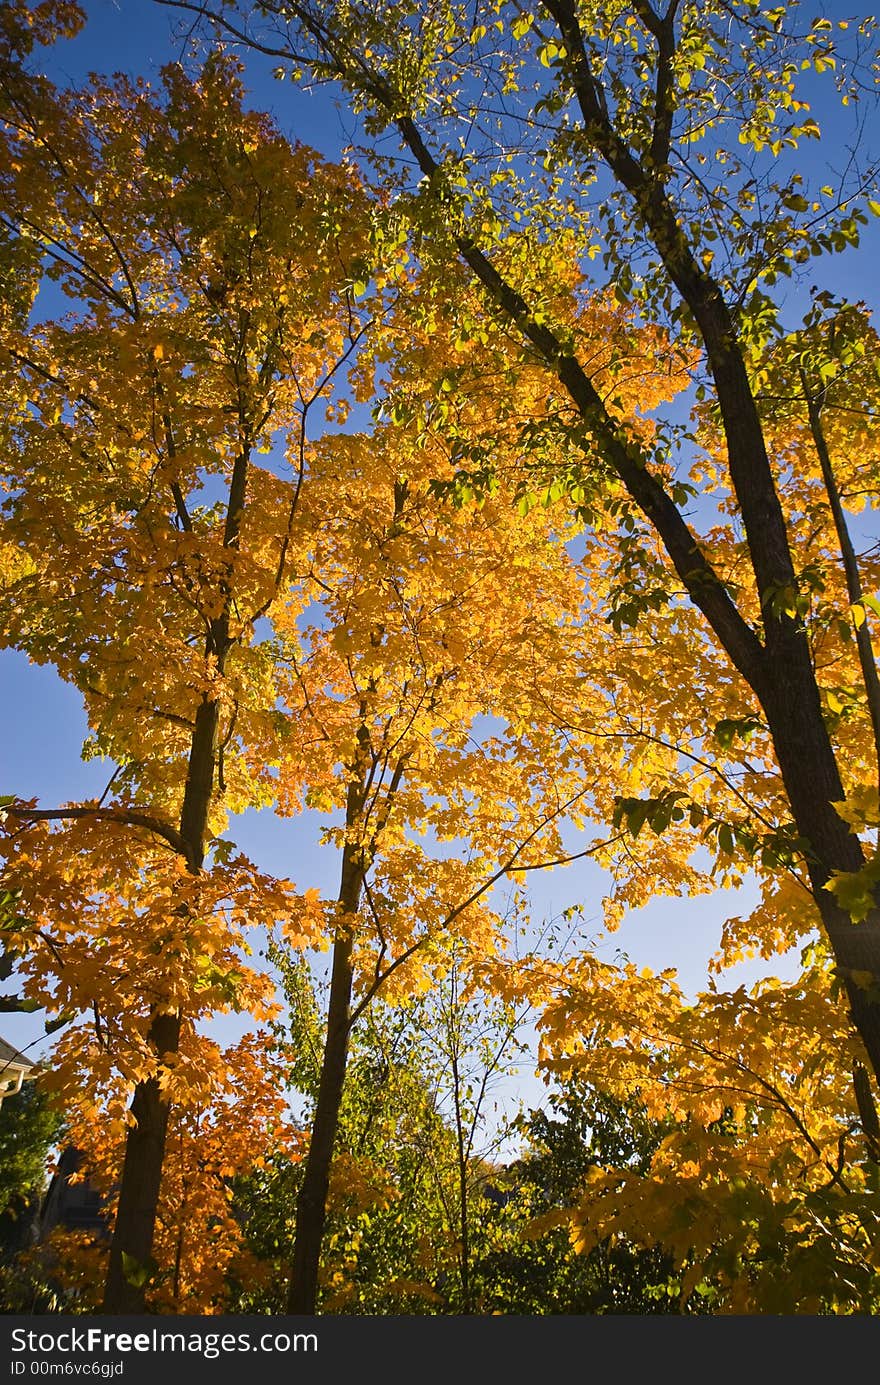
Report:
2,0,880,1316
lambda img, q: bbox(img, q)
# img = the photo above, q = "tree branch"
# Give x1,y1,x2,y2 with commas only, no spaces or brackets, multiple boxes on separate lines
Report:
3,802,186,856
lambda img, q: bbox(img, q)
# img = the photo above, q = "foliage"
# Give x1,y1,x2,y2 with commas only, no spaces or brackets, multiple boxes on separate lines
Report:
2,0,880,1315
472,1082,694,1314
0,1081,64,1313
192,0,880,1087
230,954,467,1314
0,1080,62,1233
508,948,880,1313
41,1031,298,1313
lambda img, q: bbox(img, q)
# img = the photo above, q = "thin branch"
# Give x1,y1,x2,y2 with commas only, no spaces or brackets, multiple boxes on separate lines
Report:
800,367,880,794
348,802,618,1026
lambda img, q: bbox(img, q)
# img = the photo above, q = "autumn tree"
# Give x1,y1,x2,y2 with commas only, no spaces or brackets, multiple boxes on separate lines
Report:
8,0,880,1316
221,210,707,1312
0,9,377,1310
164,0,880,1104
232,929,558,1315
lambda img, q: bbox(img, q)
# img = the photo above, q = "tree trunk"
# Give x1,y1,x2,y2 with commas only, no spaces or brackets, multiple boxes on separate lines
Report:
761,674,880,1077
286,932,355,1313
101,691,219,1312
287,746,369,1315
101,1011,181,1312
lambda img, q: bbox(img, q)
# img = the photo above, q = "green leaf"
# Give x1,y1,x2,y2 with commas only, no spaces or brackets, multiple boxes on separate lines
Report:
825,854,880,922
121,1252,158,1289
712,716,762,751
211,837,237,866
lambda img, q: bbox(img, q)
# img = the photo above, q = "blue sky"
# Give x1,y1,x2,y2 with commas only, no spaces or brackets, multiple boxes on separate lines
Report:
3,0,878,1106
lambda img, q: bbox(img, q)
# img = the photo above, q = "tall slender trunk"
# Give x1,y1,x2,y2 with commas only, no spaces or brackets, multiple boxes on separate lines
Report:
286,932,355,1313
449,1036,472,1313
99,1010,182,1313
762,679,880,1077
287,746,369,1314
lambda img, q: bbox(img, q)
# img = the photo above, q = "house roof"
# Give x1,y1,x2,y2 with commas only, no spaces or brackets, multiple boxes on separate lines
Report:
0,1034,36,1075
